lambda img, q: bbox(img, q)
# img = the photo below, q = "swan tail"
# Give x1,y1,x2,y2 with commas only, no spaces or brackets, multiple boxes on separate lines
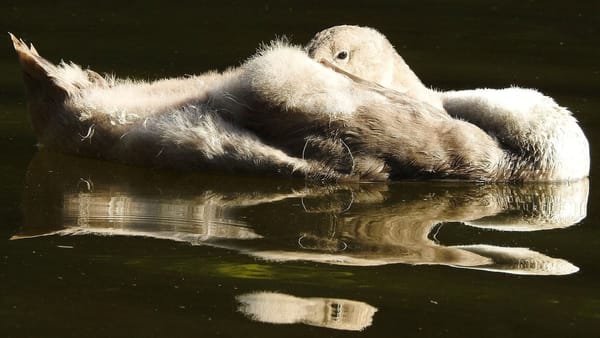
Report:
10,33,108,140
10,33,68,97
11,33,68,139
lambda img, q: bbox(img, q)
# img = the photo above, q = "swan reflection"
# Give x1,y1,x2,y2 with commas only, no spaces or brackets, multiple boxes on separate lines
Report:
236,292,377,331
14,151,588,275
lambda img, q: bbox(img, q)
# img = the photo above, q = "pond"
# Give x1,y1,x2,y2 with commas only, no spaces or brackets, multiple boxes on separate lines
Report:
1,1,599,337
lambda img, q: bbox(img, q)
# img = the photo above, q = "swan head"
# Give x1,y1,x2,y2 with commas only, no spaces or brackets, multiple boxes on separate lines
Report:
307,25,398,87
306,25,443,109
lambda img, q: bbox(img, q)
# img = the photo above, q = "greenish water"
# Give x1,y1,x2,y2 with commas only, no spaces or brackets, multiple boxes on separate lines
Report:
1,1,599,337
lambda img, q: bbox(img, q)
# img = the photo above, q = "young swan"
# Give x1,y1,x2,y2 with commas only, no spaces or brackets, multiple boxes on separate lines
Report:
307,25,590,181
10,33,583,181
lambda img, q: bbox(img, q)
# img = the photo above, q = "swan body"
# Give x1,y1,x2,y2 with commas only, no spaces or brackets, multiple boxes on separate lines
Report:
307,25,590,181
11,31,588,181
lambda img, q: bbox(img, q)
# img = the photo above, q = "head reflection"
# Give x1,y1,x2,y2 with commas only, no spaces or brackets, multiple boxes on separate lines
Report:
15,151,588,275
236,292,377,331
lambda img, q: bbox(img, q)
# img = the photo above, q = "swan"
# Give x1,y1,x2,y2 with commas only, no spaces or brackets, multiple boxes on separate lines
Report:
10,31,588,181
307,25,590,181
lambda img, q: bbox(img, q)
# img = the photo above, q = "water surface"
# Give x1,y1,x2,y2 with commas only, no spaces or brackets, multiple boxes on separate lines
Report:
1,1,599,337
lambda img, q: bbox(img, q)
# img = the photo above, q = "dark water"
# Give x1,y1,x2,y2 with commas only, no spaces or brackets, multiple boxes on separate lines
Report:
1,1,599,337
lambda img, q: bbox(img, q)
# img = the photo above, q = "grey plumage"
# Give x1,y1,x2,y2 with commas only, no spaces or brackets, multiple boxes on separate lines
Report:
10,30,588,182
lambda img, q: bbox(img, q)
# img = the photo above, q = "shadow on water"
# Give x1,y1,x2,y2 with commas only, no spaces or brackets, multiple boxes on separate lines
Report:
15,151,588,279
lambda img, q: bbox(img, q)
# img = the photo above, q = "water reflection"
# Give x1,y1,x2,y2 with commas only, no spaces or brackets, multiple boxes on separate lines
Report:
236,292,377,331
14,151,588,275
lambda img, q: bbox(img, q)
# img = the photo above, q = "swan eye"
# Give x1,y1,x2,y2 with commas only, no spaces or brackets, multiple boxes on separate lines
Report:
335,50,349,60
